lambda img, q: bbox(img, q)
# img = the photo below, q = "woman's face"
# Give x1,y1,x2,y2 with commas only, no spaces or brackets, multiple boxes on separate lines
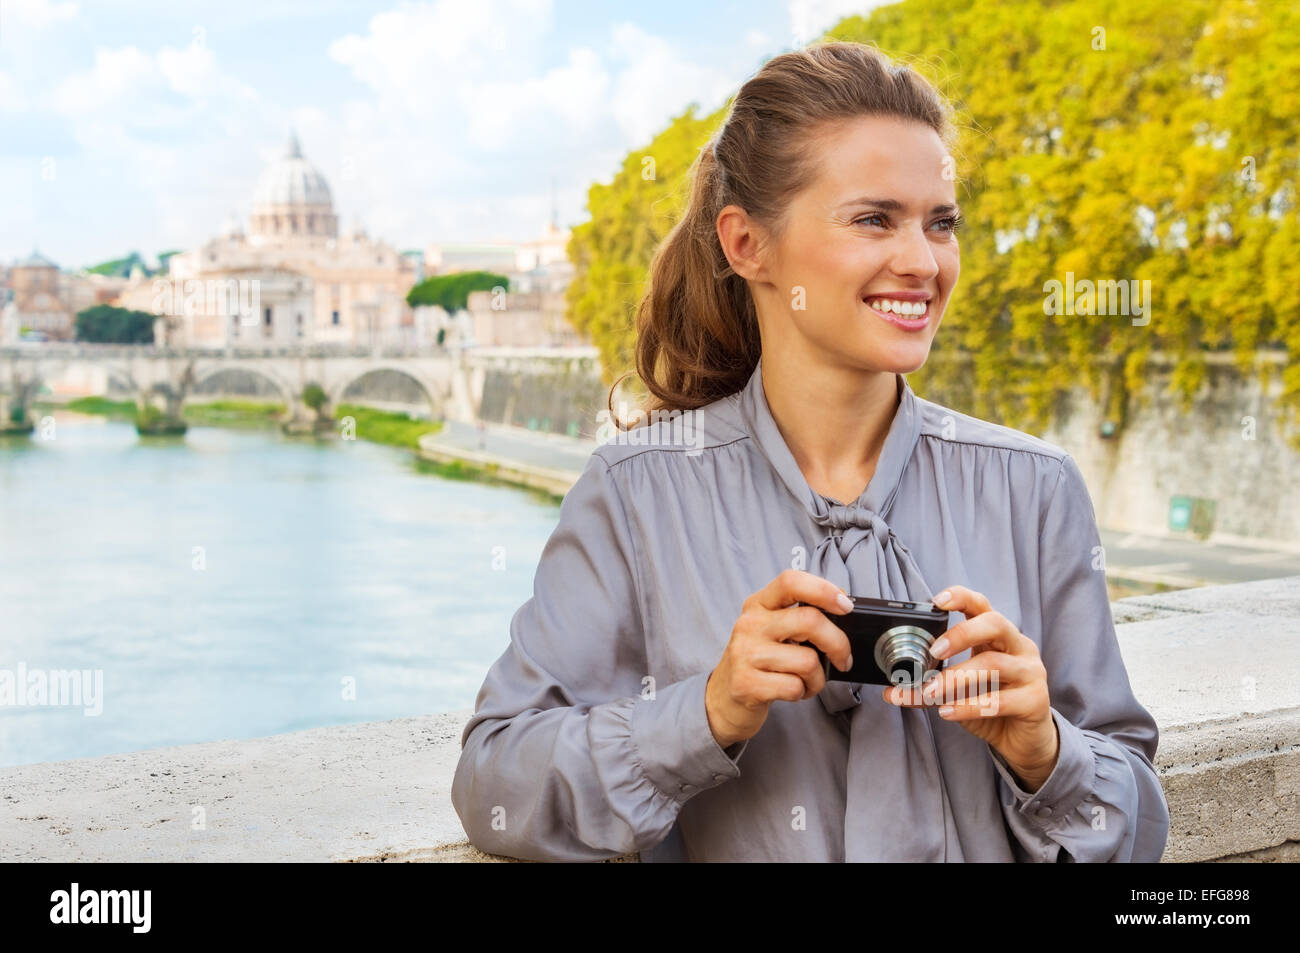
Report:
747,114,960,375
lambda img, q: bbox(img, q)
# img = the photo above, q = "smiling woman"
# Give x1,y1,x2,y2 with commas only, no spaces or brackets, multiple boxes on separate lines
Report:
452,41,1170,863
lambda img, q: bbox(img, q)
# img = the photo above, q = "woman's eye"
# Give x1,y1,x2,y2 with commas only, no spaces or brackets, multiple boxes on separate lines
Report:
853,213,887,228
852,213,963,233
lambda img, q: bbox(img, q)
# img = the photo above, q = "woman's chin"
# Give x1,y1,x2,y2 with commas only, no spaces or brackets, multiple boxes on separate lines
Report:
848,340,934,375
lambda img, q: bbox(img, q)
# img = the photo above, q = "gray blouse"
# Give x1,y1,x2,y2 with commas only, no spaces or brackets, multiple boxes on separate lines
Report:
451,357,1171,862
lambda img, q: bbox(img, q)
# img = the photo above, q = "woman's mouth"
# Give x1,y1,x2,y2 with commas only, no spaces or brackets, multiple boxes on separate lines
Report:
863,296,932,331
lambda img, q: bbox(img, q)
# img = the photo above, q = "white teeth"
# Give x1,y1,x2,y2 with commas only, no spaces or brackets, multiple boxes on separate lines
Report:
866,298,928,316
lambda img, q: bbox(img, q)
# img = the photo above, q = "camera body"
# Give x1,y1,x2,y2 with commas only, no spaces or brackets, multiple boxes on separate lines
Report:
799,595,950,689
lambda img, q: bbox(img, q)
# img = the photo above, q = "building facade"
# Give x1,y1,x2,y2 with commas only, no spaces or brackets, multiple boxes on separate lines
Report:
1,252,124,343
121,133,417,349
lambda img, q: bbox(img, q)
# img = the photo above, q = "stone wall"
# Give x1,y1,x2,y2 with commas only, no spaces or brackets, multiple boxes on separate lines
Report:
1,575,1296,863
477,365,607,438
1036,357,1297,547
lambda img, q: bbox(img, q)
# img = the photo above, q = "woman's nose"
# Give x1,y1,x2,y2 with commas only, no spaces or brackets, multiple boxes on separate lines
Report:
889,225,941,280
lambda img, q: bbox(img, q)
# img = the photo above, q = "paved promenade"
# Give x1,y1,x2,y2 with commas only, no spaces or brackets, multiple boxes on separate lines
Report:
422,418,1300,588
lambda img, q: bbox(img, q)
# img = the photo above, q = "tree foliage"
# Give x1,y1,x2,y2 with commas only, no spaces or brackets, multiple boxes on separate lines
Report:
565,0,1299,438
75,304,156,343
566,103,727,392
406,270,510,312
302,383,327,412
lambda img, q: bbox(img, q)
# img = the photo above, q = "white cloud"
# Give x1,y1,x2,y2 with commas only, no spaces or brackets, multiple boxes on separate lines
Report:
788,0,897,46
0,71,22,112
3,0,776,264
53,41,257,115
328,0,555,114
607,22,735,144
53,46,154,114
317,0,746,245
4,0,78,29
461,46,609,151
327,0,738,154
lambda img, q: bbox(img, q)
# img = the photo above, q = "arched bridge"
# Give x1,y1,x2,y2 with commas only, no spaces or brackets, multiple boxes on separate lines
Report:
0,344,600,428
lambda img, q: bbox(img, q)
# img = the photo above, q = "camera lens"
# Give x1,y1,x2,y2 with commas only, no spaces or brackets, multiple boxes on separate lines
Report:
891,659,923,683
874,624,938,689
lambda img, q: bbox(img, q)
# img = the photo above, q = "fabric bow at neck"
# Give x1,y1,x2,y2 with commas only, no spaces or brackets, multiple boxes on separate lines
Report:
734,357,934,712
735,356,955,862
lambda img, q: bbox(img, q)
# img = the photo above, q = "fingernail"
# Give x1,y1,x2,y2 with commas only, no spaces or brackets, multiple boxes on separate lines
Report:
844,653,854,672
836,593,854,612
933,590,952,608
930,636,950,659
938,706,954,718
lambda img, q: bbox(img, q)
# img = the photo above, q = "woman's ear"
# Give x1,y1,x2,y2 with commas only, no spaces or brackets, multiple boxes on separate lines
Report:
716,204,769,283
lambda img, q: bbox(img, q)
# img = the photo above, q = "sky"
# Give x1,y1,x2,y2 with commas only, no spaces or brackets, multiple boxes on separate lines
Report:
0,0,890,269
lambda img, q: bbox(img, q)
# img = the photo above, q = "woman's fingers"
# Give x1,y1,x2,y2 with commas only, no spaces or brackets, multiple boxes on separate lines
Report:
730,668,812,707
929,684,1044,721
933,584,993,617
747,640,828,699
750,569,852,617
885,650,1036,708
762,605,854,671
931,606,1032,660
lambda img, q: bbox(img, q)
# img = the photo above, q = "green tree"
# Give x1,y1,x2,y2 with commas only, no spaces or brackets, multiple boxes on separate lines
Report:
75,304,156,343
566,0,1300,440
406,270,510,313
302,383,327,414
566,103,727,388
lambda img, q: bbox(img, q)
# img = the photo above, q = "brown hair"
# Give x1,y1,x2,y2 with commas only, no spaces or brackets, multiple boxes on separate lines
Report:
608,40,956,429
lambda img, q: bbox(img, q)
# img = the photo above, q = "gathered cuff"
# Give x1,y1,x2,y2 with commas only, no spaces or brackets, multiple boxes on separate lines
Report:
588,669,746,819
989,707,1095,825
989,707,1151,862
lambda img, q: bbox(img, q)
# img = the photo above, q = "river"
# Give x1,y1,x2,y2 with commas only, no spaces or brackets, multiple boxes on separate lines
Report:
0,411,562,768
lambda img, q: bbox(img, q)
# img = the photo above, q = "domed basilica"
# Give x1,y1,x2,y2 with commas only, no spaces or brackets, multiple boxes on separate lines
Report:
124,132,417,348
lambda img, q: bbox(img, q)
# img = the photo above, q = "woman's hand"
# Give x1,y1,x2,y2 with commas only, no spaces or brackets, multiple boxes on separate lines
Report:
883,584,1060,791
706,569,855,749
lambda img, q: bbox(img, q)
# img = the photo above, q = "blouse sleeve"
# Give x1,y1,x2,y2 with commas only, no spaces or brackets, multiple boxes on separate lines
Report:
987,453,1171,863
451,451,748,861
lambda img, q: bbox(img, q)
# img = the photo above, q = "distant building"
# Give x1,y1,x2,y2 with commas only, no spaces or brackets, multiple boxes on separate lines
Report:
460,222,583,348
118,132,418,349
423,242,517,275
0,251,122,343
4,251,71,341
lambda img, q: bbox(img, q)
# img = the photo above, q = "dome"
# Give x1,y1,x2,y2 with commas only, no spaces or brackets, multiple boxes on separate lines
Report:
251,132,333,209
248,131,338,240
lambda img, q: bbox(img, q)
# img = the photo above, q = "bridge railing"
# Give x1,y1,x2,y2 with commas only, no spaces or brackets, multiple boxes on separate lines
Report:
1,343,445,359
1,343,602,362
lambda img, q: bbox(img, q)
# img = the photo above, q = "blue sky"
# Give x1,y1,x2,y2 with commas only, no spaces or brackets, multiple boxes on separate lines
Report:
1,0,888,269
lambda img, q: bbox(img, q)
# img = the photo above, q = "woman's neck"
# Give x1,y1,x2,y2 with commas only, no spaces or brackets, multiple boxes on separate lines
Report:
759,351,901,504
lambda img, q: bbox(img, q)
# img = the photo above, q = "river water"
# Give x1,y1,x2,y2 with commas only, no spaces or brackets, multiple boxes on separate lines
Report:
0,412,562,768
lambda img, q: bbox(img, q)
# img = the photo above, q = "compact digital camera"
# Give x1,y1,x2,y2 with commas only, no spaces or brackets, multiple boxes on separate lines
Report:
799,595,950,689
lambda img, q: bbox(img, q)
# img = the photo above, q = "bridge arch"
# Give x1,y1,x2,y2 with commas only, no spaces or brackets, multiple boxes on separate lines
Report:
188,363,296,413
328,366,443,419
9,359,140,405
